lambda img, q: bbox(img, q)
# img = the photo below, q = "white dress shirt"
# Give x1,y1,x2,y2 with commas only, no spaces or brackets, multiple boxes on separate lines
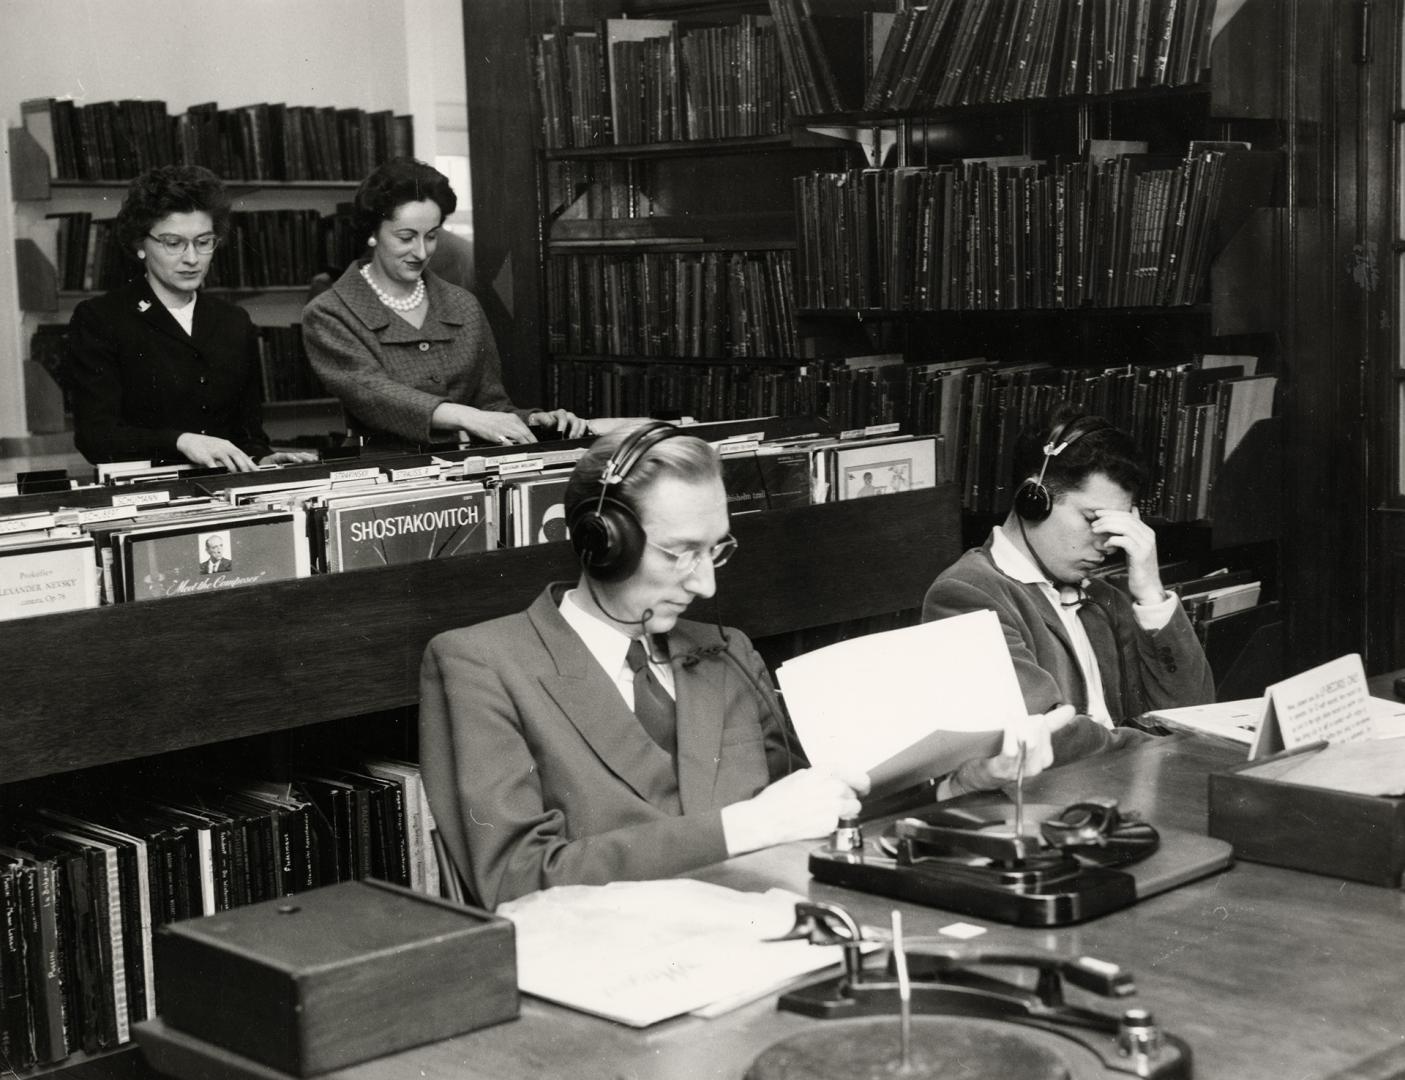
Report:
559,588,677,710
988,526,1177,729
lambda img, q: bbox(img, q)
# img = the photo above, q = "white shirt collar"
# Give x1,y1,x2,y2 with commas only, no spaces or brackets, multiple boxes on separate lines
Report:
559,587,635,674
989,525,1088,608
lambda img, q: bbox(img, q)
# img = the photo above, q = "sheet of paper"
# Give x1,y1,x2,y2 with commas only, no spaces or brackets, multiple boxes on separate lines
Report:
776,610,1020,795
499,880,848,1027
1254,654,1374,757
1144,698,1266,745
1272,739,1405,796
1367,695,1405,740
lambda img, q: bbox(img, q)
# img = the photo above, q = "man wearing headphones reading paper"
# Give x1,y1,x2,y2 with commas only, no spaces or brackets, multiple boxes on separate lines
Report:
420,424,1073,909
923,407,1215,794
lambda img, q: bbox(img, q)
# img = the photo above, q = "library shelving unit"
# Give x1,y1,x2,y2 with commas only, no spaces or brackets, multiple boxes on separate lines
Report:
495,0,1289,694
6,117,359,444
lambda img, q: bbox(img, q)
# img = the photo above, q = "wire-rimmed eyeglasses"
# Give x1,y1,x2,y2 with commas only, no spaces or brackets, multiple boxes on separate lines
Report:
644,534,738,576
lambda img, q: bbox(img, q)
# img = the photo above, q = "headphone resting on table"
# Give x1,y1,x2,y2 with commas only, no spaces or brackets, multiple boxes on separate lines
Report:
568,422,682,582
1012,415,1113,522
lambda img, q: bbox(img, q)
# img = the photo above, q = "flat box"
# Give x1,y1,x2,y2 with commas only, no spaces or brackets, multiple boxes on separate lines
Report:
153,878,518,1076
1208,753,1405,888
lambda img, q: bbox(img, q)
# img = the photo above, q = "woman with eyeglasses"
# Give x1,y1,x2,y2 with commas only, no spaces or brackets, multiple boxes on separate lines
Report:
302,157,589,448
67,165,315,471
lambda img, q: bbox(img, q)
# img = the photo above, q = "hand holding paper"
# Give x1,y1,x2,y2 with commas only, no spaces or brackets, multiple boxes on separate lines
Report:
776,610,1033,798
722,766,869,856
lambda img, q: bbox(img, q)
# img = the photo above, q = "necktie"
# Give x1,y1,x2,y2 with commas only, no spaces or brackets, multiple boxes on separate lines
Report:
626,638,677,758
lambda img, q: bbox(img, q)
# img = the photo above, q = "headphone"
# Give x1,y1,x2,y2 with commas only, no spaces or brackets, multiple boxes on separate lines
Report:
568,422,682,582
1012,415,1113,522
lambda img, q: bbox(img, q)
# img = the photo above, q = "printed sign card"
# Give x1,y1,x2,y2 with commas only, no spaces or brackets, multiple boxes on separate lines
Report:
1248,653,1375,759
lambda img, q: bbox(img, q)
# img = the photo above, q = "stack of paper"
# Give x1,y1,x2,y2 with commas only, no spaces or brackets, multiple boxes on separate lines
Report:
499,879,851,1026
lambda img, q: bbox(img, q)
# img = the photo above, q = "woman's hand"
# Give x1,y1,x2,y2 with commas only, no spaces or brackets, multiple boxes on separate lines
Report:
260,451,320,466
450,406,538,446
528,408,591,439
176,432,257,472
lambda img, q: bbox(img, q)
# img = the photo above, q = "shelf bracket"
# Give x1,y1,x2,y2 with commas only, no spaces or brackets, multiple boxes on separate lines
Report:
801,125,898,168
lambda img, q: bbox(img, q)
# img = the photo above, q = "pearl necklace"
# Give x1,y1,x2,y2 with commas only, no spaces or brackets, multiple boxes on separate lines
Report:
360,263,425,311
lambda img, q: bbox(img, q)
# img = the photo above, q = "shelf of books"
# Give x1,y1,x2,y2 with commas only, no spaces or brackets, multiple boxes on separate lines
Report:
0,421,956,1075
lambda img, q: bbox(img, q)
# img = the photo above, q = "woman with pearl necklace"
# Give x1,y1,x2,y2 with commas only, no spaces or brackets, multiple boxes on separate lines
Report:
304,158,587,448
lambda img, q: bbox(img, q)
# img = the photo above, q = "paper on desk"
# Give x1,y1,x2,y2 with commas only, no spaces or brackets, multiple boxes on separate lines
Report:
776,610,1020,796
1269,739,1405,796
1144,698,1265,745
498,879,849,1027
1146,693,1405,748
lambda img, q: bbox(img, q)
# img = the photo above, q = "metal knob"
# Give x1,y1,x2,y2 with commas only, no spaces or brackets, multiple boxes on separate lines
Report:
1117,1007,1163,1060
831,815,863,852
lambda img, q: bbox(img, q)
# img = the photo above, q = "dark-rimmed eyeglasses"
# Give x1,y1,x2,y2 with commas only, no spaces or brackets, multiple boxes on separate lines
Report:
147,233,220,256
644,534,738,576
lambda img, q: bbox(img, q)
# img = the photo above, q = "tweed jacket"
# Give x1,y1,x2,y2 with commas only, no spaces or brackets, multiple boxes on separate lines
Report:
419,585,803,909
924,539,1215,738
302,262,534,445
67,278,272,464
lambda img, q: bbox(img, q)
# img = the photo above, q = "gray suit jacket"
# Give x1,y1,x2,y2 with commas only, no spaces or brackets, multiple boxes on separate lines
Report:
419,585,801,909
302,262,534,445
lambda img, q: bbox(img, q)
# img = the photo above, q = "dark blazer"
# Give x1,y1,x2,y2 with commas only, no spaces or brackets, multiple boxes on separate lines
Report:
419,585,802,909
67,278,272,464
201,558,232,575
924,538,1215,762
302,263,534,446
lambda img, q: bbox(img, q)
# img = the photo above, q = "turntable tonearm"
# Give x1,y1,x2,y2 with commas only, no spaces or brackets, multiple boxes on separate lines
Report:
747,900,1192,1080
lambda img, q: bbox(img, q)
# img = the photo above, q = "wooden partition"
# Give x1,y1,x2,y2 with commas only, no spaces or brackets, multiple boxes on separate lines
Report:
0,485,961,784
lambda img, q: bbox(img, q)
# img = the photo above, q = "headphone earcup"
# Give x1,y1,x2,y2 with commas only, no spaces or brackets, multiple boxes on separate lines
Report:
1013,478,1052,522
569,496,644,582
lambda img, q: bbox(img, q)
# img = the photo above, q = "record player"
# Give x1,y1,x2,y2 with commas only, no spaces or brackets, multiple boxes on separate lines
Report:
809,794,1233,927
747,900,1192,1080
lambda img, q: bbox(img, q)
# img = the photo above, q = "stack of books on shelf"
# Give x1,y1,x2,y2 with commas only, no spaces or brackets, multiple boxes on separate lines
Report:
41,206,359,293
0,754,439,1069
792,143,1277,311
22,98,414,183
535,15,787,148
255,325,326,404
549,352,1275,523
545,250,799,359
770,0,1216,115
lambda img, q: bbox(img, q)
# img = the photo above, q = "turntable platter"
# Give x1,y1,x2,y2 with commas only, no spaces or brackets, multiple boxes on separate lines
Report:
745,1016,1108,1080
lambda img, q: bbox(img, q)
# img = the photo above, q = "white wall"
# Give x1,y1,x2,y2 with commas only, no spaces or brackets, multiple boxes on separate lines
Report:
0,0,468,438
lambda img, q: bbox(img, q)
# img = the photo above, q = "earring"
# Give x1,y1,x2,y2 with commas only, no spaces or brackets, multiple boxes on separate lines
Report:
137,250,146,260
367,237,377,247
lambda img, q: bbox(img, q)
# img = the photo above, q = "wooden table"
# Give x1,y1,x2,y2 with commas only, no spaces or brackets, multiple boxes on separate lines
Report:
137,735,1405,1080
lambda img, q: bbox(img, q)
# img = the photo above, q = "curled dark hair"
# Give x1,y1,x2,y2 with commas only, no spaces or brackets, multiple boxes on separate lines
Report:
114,166,232,258
350,158,457,246
1012,403,1147,505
